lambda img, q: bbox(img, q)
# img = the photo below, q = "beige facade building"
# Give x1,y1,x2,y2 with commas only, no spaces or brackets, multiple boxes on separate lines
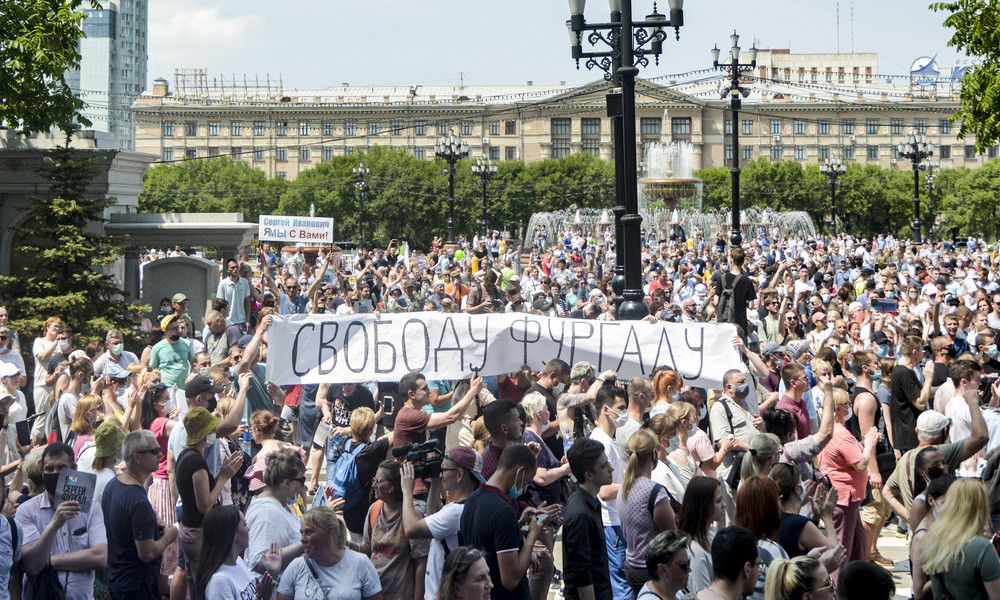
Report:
132,57,995,181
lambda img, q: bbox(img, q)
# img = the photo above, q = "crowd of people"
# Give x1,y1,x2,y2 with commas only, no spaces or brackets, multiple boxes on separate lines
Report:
0,226,1000,600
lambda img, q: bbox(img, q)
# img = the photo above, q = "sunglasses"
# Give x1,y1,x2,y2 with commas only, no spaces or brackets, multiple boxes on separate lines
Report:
135,447,162,456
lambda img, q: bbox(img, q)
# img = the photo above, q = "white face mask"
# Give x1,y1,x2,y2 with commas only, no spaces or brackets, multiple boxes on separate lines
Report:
56,339,69,352
203,432,216,447
609,408,628,428
667,435,680,452
540,420,550,433
699,405,708,421
552,382,565,396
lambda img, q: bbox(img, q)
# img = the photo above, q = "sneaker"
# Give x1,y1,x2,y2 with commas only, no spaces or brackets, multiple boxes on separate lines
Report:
870,551,894,568
895,528,908,538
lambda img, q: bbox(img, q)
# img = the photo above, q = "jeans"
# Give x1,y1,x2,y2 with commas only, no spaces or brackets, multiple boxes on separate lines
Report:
605,524,631,600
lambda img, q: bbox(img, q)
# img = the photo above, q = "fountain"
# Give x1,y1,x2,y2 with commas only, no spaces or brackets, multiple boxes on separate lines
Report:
639,141,703,214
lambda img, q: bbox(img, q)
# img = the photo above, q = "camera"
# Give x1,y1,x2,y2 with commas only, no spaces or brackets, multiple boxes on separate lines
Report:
391,439,443,478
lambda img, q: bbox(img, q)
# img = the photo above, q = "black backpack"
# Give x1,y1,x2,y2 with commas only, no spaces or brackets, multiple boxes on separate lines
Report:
717,272,744,325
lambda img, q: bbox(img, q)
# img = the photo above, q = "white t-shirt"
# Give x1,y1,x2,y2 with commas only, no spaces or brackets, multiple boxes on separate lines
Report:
246,496,301,573
591,427,624,526
422,501,464,600
277,551,381,600
205,557,257,600
57,390,79,441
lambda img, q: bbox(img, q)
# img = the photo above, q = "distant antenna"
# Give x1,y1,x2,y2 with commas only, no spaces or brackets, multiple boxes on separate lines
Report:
836,2,840,54
460,72,464,88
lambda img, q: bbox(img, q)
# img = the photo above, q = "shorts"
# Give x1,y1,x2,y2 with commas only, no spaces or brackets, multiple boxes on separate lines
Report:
860,485,893,526
312,419,332,450
280,404,299,422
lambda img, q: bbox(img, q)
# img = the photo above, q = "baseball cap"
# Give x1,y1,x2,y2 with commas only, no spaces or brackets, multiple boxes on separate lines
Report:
761,342,785,357
532,297,553,312
184,375,224,399
811,312,827,323
237,334,254,349
171,293,188,303
786,340,812,360
102,363,131,381
160,315,178,331
295,242,305,250
0,363,19,379
916,410,951,436
447,446,486,483
871,331,890,345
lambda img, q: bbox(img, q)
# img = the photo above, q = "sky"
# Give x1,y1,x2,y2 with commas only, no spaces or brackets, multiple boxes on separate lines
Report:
146,1,968,91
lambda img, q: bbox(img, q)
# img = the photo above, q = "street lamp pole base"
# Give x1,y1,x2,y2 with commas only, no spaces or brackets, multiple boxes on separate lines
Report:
618,289,649,321
729,230,742,247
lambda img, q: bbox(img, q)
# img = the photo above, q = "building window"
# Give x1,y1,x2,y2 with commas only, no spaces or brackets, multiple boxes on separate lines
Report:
345,147,355,156
795,146,806,160
414,147,426,160
866,119,879,135
742,145,753,161
321,122,333,136
794,120,806,135
915,119,927,135
208,122,220,136
843,146,855,160
368,122,379,136
489,121,500,136
276,171,287,180
724,145,733,165
891,146,900,159
552,139,571,158
891,119,903,134
322,146,333,161
437,123,449,136
505,121,516,135
842,120,855,135
345,121,357,136
939,119,952,135
582,118,601,135
640,118,661,135
299,147,310,161
939,145,951,159
990,146,999,159
552,118,571,135
276,148,287,161
391,121,402,136
163,122,175,136
276,122,288,136
253,147,265,160
231,147,242,159
505,146,516,160
185,122,197,136
670,117,691,135
253,122,266,136
299,122,310,136
770,120,782,135
489,146,501,160
231,122,242,136
461,121,473,135
742,120,753,135
411,121,425,136
209,147,220,157
725,120,733,135
818,120,831,135
770,145,783,161
185,148,196,158
965,145,976,159
818,146,830,160
867,145,878,160
163,148,173,161
582,138,600,156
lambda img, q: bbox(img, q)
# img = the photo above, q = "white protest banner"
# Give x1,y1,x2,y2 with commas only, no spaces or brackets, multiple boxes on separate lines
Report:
266,313,742,389
258,215,334,244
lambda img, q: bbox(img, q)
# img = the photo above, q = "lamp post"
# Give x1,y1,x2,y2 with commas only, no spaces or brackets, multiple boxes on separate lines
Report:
924,161,938,243
353,162,370,251
471,156,497,239
566,0,684,320
435,129,470,246
712,31,756,247
819,158,846,235
897,133,934,244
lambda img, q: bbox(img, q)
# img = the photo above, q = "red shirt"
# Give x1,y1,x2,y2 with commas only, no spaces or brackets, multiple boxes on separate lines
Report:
776,394,811,441
817,423,867,505
392,406,432,495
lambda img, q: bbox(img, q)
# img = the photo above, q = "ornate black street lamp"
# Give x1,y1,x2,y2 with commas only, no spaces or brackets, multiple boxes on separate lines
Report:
566,0,684,320
819,157,846,235
471,156,497,238
353,162,370,250
897,133,934,244
924,161,938,243
435,129,470,245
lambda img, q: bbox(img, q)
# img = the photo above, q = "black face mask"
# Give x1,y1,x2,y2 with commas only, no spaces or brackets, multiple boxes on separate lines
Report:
43,472,60,496
168,334,181,342
926,465,946,480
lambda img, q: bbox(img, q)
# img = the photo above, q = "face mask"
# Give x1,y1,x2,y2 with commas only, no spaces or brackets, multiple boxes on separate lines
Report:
168,333,181,342
821,293,830,304
609,408,628,428
699,405,708,421
670,391,679,403
875,344,890,358
203,433,217,447
798,484,808,504
43,472,60,496
931,503,941,518
777,285,786,296
286,495,298,506
162,397,175,416
56,339,69,352
909,291,918,300
667,435,680,452
111,343,124,355
733,382,750,399
540,420,550,433
871,368,883,381
947,306,957,315
199,367,211,377
988,348,999,359
160,306,172,315
507,469,525,500
552,382,565,396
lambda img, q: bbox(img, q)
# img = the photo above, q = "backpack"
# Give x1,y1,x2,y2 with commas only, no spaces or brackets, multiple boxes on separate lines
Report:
331,439,366,510
716,272,744,325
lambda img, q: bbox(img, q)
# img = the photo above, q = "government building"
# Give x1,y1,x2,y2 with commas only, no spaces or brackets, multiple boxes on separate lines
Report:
132,52,994,180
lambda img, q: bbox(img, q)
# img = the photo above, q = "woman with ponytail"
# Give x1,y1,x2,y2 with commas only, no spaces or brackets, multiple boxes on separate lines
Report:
763,556,832,600
739,433,783,485
648,368,682,417
619,429,676,597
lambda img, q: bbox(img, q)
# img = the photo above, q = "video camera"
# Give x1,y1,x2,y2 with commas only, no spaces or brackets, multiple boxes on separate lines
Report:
391,439,443,478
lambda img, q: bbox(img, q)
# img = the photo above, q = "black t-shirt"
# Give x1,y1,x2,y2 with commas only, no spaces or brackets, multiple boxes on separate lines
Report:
461,486,530,600
525,383,563,459
102,477,161,594
713,270,757,338
46,352,72,375
889,365,923,451
331,385,376,428
343,437,391,535
176,447,214,527
931,362,950,388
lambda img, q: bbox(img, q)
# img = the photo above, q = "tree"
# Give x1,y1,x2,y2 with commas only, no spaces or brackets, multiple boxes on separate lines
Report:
931,1,1000,152
0,130,146,344
0,0,101,134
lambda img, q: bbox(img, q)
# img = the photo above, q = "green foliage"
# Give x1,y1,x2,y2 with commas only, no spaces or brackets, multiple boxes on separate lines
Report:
0,0,101,134
931,0,1000,152
0,131,147,345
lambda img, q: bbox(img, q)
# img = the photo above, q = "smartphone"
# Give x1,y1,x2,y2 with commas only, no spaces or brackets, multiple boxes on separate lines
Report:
382,395,393,415
872,298,898,314
14,421,29,447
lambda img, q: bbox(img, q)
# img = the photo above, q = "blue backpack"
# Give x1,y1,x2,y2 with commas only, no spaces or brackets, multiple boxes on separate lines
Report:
331,439,366,509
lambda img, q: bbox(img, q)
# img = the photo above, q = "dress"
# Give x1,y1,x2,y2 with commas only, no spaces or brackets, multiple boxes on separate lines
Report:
148,416,178,576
